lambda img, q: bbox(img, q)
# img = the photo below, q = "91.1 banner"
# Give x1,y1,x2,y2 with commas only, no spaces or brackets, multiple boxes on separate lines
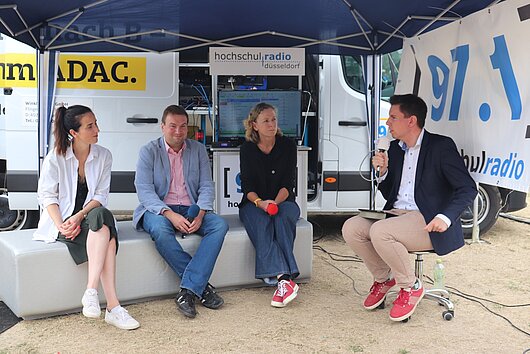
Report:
396,0,530,193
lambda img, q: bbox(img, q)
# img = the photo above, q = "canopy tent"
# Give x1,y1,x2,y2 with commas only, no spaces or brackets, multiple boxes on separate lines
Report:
0,0,499,56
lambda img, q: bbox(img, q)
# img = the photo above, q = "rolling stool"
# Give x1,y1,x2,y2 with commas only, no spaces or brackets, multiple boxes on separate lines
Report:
382,251,455,322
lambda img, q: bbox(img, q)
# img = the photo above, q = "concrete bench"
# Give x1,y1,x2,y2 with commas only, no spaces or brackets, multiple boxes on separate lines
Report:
0,215,313,319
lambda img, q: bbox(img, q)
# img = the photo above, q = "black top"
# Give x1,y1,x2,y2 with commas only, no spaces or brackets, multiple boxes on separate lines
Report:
239,135,297,207
72,178,88,216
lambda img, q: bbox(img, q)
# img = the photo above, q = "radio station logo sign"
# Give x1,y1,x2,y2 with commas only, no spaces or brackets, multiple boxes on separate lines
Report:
209,47,305,76
0,53,146,90
461,149,525,181
396,0,530,192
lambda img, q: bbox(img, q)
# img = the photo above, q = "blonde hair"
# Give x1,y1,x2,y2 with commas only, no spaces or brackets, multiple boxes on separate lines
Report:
243,102,283,143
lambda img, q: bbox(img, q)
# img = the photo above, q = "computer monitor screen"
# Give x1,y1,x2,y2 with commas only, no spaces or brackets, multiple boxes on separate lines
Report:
217,90,301,141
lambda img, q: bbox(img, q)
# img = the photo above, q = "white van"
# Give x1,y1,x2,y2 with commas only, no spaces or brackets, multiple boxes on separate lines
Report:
0,36,525,235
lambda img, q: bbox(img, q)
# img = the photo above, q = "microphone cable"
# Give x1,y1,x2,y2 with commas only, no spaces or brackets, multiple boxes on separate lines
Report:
423,275,530,337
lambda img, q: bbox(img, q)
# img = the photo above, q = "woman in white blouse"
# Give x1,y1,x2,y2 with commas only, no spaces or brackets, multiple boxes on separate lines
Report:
33,105,139,330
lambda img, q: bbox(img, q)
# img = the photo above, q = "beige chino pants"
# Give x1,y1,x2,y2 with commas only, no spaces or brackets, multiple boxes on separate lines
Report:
342,210,433,289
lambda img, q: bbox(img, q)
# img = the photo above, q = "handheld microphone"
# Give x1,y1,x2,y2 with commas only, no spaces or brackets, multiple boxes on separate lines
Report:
375,135,390,173
266,203,278,216
186,204,200,222
182,204,200,238
376,135,390,153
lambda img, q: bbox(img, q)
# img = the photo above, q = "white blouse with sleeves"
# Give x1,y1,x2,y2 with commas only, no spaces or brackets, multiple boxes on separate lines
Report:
33,144,112,243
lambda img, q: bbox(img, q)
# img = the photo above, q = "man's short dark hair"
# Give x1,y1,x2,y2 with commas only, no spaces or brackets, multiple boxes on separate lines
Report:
162,105,188,124
389,94,427,128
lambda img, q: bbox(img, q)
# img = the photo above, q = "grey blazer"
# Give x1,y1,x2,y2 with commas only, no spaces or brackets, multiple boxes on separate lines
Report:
133,137,214,229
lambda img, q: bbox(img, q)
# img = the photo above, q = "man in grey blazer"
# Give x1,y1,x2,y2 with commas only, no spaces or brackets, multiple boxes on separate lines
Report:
133,105,228,319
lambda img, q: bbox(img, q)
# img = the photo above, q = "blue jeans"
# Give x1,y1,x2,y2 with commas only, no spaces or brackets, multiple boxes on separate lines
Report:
239,201,300,281
142,205,228,297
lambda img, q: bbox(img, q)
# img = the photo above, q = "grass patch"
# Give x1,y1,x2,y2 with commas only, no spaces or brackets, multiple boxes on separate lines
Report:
350,344,364,352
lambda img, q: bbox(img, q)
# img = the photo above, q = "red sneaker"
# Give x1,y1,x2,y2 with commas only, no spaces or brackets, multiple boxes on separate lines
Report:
389,279,425,321
271,281,287,307
271,286,285,308
283,280,298,305
287,279,299,294
271,280,298,308
363,278,396,310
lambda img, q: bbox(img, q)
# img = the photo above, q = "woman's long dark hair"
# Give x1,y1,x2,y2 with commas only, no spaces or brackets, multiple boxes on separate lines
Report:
53,105,92,155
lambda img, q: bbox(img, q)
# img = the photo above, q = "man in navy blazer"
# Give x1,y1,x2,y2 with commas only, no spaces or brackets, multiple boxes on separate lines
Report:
134,105,228,319
342,94,477,322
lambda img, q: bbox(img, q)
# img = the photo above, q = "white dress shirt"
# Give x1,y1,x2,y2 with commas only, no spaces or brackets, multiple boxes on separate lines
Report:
393,130,424,211
33,144,112,243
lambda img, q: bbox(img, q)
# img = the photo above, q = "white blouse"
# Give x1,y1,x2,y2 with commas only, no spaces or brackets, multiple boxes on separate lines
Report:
33,144,112,243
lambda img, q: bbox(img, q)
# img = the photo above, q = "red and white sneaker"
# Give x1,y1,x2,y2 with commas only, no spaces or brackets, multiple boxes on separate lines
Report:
363,278,396,310
389,279,425,321
271,280,298,307
283,280,299,305
271,284,285,308
287,279,299,294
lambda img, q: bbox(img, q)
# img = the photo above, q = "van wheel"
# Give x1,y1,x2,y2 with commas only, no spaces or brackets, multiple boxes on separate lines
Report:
460,184,501,238
0,196,39,231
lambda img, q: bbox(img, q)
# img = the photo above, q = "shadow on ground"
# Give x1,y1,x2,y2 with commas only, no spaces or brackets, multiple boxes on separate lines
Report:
0,302,20,334
308,214,352,242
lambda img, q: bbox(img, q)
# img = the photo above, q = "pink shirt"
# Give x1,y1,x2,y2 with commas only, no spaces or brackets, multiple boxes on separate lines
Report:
163,140,192,206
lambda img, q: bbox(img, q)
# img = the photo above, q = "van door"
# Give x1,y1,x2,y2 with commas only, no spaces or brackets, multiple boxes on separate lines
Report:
320,55,372,211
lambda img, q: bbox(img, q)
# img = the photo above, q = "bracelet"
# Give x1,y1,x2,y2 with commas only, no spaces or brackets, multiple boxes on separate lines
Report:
253,198,262,207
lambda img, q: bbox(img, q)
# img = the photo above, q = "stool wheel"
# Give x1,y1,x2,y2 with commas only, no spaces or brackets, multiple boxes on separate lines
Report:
376,302,385,310
401,316,410,323
442,310,454,321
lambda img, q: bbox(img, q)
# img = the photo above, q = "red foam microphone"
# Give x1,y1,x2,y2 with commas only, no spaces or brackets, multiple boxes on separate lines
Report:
266,203,278,216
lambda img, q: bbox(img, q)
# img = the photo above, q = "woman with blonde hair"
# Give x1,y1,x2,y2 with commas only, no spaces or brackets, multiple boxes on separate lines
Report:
33,105,139,330
238,102,301,307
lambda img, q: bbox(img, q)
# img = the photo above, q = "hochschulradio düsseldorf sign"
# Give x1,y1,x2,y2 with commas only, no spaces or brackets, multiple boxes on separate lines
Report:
209,47,305,76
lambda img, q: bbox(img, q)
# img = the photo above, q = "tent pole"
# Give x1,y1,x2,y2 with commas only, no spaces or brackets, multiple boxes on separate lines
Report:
369,53,381,210
212,74,218,142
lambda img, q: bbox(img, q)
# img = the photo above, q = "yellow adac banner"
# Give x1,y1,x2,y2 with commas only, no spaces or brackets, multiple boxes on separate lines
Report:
0,53,146,90
58,55,146,90
0,54,35,87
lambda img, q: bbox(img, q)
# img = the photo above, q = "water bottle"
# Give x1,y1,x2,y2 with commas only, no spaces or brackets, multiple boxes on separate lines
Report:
433,259,445,290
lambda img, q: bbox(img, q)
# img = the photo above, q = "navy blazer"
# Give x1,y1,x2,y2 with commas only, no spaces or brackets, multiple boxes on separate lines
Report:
379,130,477,255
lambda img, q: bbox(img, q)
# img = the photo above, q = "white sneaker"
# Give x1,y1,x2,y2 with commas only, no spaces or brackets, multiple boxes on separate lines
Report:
81,288,101,318
105,306,140,330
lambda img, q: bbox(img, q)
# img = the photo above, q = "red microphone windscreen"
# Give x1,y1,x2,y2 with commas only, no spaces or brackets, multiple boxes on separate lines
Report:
267,203,278,216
